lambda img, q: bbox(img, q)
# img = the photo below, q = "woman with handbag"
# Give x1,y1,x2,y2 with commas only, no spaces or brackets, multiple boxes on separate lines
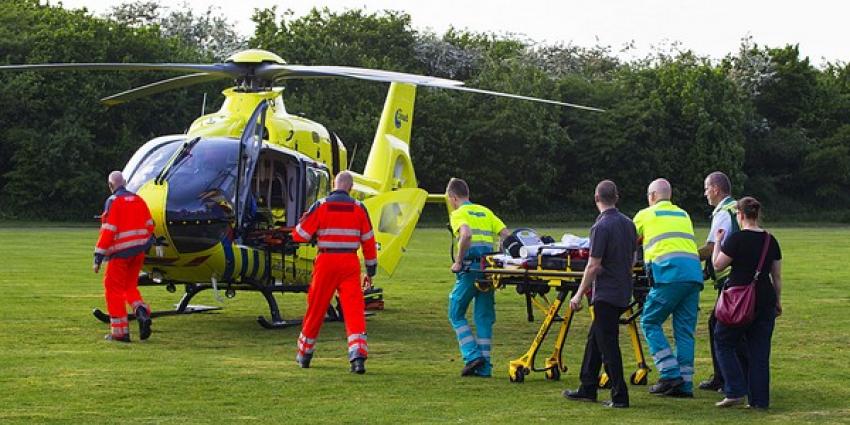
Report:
711,197,783,409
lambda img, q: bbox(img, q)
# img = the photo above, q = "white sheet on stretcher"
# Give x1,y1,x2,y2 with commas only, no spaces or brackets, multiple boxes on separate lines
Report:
517,234,589,257
490,254,526,267
490,234,590,266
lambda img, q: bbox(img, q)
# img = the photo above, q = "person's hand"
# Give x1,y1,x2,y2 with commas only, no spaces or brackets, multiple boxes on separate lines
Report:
715,228,726,243
362,274,373,291
451,261,463,273
775,301,782,317
93,262,101,274
569,294,583,312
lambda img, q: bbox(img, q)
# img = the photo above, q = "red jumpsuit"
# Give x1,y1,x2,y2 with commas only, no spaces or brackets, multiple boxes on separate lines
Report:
292,189,378,363
94,187,155,339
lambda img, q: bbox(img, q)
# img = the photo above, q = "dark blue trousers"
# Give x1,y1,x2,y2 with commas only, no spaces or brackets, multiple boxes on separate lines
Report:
714,312,776,408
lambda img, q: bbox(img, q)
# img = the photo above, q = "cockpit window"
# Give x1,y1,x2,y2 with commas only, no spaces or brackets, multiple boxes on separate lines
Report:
124,138,183,192
164,138,240,253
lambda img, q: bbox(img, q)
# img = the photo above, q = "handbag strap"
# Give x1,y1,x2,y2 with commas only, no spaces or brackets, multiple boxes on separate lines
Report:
751,232,771,283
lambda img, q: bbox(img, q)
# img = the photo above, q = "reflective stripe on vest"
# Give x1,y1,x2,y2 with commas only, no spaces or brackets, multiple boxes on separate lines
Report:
317,240,361,250
317,228,361,237
452,203,501,258
636,201,702,283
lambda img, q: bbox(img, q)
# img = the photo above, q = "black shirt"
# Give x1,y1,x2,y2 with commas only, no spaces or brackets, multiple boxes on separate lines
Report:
721,230,782,318
589,208,638,308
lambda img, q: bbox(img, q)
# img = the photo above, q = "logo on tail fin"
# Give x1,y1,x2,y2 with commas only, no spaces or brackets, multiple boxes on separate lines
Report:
393,109,409,129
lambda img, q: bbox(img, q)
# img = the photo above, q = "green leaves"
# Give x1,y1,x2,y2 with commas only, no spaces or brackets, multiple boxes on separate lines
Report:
0,2,848,220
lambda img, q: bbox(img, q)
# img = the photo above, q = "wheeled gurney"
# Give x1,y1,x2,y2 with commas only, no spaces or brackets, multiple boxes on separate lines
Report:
475,242,652,385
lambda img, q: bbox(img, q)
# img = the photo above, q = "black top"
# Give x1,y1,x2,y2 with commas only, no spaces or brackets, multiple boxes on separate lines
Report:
589,208,638,308
721,230,782,318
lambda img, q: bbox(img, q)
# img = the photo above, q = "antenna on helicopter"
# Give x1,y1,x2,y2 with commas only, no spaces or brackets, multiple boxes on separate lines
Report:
348,143,359,170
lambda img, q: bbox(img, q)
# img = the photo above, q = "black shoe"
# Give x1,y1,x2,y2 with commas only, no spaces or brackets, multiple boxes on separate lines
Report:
135,306,152,341
104,334,130,343
601,400,629,408
562,389,597,402
350,358,366,374
649,377,684,394
460,357,485,377
296,352,313,368
698,376,723,391
664,386,694,398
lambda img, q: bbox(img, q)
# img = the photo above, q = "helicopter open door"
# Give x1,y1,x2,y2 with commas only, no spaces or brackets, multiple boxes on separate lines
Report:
251,148,308,228
235,101,269,234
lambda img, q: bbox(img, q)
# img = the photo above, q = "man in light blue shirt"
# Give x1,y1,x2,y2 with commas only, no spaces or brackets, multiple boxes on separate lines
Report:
697,171,740,391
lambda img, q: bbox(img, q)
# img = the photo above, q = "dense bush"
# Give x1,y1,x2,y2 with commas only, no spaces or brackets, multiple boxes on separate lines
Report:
1,2,848,221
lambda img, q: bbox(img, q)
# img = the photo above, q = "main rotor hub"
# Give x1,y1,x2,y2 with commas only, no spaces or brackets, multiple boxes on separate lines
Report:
225,49,286,65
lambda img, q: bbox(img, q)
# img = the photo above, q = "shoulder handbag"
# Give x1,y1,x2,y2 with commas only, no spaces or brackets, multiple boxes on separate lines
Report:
715,232,771,327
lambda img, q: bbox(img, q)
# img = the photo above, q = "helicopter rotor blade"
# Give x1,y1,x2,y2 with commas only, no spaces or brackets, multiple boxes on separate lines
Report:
0,57,604,111
257,64,603,111
421,83,605,112
100,73,228,106
0,62,238,76
257,64,464,87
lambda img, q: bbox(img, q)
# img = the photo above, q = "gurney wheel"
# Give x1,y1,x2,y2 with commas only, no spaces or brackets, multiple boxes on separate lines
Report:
598,373,611,389
630,371,648,385
510,367,526,383
545,367,560,381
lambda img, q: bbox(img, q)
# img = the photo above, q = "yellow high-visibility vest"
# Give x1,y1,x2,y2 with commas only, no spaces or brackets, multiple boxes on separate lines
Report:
712,197,739,282
634,200,703,284
450,202,506,259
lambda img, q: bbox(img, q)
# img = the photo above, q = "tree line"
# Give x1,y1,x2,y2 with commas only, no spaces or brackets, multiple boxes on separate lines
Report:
1,1,848,222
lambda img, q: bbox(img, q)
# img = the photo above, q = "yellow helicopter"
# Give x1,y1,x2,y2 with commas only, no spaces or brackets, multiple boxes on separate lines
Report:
0,49,601,328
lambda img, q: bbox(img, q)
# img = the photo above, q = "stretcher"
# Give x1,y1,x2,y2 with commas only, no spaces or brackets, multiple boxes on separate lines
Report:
476,248,652,385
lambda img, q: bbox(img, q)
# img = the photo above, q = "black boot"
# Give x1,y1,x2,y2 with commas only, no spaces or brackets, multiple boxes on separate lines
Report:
350,358,366,374
460,357,485,377
699,375,723,391
296,352,313,368
649,377,684,395
562,389,598,402
104,334,130,343
135,305,152,341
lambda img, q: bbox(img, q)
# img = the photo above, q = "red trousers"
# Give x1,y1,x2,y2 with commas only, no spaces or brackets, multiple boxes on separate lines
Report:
103,253,148,336
297,253,367,361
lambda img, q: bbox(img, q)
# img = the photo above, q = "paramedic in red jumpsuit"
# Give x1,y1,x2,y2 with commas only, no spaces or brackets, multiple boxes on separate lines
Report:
93,171,155,342
292,171,378,374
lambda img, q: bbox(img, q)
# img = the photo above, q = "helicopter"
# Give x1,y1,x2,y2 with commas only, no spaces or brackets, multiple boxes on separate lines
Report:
0,49,602,329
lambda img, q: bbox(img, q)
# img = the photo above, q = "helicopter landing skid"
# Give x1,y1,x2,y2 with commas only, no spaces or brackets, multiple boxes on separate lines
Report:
92,304,221,323
256,299,377,329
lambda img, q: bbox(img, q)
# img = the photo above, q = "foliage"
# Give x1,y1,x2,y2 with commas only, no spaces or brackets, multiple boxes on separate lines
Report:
0,2,848,220
106,0,247,60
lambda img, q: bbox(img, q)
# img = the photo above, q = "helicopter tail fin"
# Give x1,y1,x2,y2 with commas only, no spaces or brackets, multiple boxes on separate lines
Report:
362,82,417,193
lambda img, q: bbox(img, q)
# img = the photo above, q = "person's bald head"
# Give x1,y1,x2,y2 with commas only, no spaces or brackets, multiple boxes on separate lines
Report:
646,178,671,205
107,171,126,193
334,171,354,193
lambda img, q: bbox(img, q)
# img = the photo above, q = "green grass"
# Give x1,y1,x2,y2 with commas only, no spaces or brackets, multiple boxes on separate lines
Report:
1,225,849,424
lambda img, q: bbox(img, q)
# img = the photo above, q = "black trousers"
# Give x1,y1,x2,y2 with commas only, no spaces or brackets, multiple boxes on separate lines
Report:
709,291,749,384
579,301,628,404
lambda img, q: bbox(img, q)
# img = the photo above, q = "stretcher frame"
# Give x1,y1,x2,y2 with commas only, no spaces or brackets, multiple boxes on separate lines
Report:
477,256,652,385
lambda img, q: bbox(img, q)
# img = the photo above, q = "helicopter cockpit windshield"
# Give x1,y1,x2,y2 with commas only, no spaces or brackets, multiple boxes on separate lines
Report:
163,138,240,253
124,136,184,192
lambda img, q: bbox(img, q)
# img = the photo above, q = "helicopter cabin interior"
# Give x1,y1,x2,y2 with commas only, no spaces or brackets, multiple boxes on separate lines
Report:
249,146,331,231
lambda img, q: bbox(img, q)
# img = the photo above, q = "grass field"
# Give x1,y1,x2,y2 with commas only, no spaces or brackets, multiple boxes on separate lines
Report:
1,225,849,424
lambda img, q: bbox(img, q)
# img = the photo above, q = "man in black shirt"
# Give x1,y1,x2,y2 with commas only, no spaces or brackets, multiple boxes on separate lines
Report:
563,180,637,408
